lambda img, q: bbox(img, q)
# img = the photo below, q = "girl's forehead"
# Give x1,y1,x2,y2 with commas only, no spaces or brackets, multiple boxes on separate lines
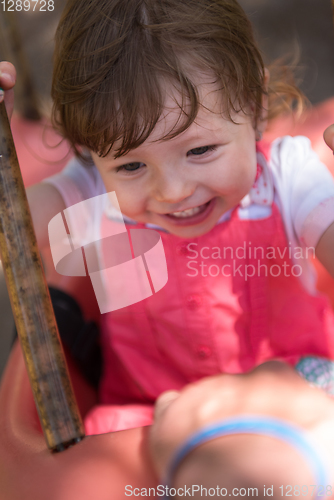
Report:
163,75,224,118
150,81,246,143
104,74,253,158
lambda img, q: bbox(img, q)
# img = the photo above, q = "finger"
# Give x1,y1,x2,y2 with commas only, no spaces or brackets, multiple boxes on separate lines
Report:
323,124,334,152
153,390,180,422
0,62,16,120
0,61,16,88
0,87,15,122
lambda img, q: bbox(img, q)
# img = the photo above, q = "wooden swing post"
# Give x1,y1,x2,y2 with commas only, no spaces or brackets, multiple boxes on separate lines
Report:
0,100,85,452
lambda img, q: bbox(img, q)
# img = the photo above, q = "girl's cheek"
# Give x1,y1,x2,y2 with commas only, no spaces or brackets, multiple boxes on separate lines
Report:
116,194,147,217
218,163,255,192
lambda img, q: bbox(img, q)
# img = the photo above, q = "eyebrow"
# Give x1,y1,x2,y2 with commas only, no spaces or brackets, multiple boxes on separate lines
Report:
167,133,222,147
106,126,224,161
164,125,224,145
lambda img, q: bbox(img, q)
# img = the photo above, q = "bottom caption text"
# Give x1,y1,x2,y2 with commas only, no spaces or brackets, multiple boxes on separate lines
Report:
125,485,333,497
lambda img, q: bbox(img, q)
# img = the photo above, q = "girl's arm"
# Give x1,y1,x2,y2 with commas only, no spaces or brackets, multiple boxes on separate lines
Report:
318,125,334,278
26,183,66,249
0,61,66,250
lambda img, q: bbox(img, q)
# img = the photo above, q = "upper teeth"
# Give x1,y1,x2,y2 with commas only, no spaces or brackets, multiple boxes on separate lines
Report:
170,205,204,218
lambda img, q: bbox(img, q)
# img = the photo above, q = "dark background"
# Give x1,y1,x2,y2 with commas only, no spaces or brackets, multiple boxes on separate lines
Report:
240,0,334,104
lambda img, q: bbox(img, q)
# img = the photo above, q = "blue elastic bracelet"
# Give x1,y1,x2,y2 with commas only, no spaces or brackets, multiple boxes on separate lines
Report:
164,416,329,498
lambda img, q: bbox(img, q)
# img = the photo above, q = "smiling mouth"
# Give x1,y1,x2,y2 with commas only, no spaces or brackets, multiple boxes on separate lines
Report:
167,203,209,218
159,199,216,226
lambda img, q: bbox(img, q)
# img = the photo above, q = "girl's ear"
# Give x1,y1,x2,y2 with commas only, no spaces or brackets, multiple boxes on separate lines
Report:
256,68,270,138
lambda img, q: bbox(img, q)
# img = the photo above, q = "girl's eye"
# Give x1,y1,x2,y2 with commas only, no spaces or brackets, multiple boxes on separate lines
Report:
116,162,145,173
187,145,216,156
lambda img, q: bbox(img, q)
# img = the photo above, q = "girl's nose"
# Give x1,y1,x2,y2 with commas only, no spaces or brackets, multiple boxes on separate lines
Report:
153,173,195,204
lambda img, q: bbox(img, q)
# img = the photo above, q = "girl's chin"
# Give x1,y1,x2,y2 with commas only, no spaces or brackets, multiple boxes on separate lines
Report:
164,224,216,238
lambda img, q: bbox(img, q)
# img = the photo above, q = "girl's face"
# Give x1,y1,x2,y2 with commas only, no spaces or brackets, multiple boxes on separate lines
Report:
91,81,259,238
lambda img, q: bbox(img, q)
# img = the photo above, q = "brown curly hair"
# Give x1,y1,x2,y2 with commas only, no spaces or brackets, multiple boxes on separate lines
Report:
52,0,304,161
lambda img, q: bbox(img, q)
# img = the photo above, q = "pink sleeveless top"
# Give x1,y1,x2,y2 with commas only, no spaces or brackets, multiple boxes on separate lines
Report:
96,205,334,408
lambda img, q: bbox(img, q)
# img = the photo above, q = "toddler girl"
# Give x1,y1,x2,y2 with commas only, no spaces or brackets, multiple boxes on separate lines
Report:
1,0,334,433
